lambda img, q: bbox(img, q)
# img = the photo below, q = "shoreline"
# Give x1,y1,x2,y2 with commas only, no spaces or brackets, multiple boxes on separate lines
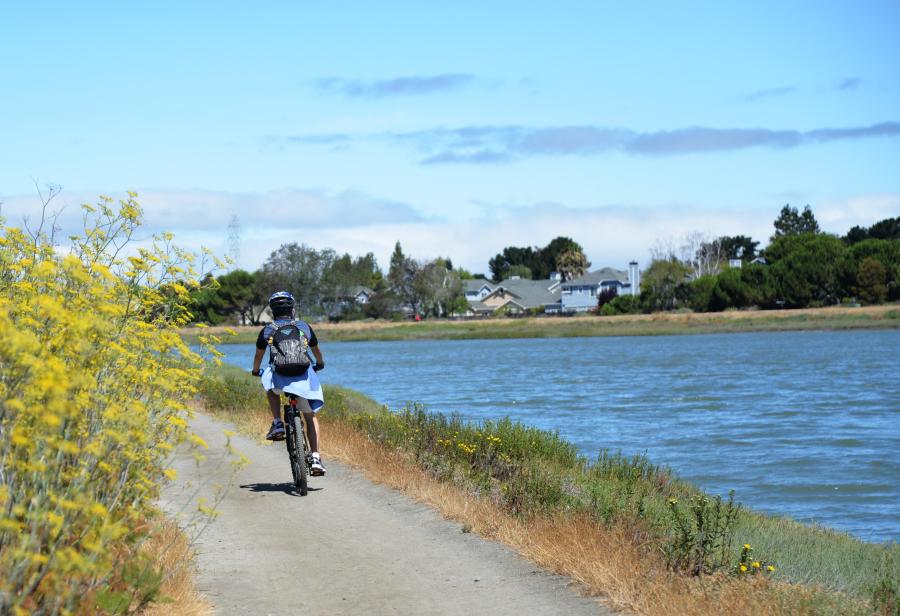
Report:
199,366,899,614
181,304,900,345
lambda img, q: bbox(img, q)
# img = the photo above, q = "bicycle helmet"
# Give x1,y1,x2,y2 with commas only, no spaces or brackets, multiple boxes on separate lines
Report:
268,291,295,317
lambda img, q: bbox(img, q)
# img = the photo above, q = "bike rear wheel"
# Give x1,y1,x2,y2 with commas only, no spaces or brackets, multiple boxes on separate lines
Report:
289,413,308,496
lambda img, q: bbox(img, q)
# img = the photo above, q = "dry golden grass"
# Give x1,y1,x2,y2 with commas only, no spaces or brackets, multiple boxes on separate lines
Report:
321,417,862,616
180,303,899,341
138,516,212,616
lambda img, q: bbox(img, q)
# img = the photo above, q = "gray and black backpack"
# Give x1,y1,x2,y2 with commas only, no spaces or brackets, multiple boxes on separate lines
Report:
267,321,311,376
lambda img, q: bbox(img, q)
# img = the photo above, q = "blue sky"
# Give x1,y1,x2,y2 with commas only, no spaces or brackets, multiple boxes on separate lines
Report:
1,1,898,272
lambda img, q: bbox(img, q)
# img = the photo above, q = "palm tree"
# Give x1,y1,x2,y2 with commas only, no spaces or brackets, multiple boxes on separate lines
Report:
555,249,591,281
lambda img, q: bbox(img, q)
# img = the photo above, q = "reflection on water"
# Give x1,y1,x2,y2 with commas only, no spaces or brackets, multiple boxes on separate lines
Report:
220,329,900,543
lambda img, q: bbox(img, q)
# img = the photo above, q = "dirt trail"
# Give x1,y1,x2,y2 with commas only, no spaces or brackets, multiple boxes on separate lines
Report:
160,413,611,616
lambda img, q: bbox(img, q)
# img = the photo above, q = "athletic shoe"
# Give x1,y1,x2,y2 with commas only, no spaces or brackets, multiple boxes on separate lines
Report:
310,453,326,476
266,420,285,441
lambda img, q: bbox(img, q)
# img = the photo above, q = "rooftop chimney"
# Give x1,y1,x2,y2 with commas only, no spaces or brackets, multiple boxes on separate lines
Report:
628,261,640,296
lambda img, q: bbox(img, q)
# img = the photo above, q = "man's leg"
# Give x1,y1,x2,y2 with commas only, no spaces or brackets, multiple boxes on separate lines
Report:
303,411,320,453
265,390,285,440
267,390,281,420
303,409,326,476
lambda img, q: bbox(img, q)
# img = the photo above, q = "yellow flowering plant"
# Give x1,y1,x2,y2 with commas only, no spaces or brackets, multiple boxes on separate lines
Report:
0,194,218,614
736,542,775,577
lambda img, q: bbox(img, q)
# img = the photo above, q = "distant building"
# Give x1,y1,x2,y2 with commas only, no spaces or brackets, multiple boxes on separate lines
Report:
465,276,561,316
559,267,630,313
628,261,640,297
464,279,495,302
462,263,640,316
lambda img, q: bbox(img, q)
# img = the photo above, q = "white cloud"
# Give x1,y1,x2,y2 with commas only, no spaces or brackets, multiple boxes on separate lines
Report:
4,188,895,275
0,187,423,232
816,193,900,232
233,202,777,273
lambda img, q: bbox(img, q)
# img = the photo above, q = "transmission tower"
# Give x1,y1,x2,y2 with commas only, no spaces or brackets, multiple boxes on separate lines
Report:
227,215,241,269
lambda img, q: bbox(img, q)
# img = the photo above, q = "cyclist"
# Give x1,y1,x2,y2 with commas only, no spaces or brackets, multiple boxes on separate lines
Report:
251,291,327,476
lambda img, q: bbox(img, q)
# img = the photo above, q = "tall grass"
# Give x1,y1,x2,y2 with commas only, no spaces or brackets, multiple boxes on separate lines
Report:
0,197,218,614
200,367,897,614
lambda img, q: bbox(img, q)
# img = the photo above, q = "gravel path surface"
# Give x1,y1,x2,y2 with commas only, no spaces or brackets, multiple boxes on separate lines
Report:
160,413,612,616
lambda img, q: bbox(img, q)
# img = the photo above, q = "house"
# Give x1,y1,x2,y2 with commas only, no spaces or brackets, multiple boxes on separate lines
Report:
466,276,561,316
329,285,374,317
558,264,639,313
464,278,495,302
350,285,373,304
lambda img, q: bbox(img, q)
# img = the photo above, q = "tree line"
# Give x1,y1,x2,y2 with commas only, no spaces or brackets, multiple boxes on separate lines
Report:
190,241,476,324
601,207,900,316
189,207,899,324
189,234,592,324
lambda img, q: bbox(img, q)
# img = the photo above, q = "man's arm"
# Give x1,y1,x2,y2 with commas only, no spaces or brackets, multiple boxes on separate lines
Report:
311,345,324,368
251,347,266,375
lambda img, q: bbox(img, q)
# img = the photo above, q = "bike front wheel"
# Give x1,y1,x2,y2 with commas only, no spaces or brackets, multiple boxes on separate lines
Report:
289,414,309,496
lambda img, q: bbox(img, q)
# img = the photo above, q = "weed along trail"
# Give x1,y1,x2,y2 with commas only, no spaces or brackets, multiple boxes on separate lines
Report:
160,412,610,616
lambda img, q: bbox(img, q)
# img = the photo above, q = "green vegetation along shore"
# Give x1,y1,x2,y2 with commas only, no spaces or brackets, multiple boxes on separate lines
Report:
181,304,900,345
200,365,898,615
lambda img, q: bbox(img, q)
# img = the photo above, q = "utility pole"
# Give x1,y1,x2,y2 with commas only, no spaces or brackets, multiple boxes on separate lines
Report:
227,215,241,270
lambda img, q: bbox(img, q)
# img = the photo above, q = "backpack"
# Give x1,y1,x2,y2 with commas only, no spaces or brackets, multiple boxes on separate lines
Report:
267,321,311,376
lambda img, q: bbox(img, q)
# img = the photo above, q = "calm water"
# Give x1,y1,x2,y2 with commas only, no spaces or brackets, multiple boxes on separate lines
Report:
220,329,900,542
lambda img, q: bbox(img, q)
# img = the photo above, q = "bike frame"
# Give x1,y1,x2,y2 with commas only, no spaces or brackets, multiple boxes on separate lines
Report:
282,393,313,495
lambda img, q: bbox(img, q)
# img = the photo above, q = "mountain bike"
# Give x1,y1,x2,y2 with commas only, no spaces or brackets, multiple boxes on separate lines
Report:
282,393,314,496
252,363,324,496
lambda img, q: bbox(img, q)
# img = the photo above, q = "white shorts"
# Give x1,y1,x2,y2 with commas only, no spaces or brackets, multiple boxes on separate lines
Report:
260,366,324,413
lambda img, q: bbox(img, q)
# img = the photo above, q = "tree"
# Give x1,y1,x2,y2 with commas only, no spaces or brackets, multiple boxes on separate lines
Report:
321,252,383,317
388,242,430,314
455,267,475,280
845,216,900,244
189,273,227,324
489,236,585,281
868,217,900,241
555,248,591,281
684,274,718,312
679,232,723,279
388,241,407,290
539,237,583,278
506,264,533,279
847,238,900,301
216,269,261,325
596,287,617,309
772,204,820,239
415,260,463,317
599,294,640,315
718,235,759,261
710,267,751,310
640,258,690,312
257,243,336,316
362,279,398,319
856,257,888,304
489,246,538,281
766,233,847,307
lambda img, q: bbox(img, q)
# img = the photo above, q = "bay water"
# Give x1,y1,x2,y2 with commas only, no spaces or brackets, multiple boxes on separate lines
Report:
219,329,899,542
